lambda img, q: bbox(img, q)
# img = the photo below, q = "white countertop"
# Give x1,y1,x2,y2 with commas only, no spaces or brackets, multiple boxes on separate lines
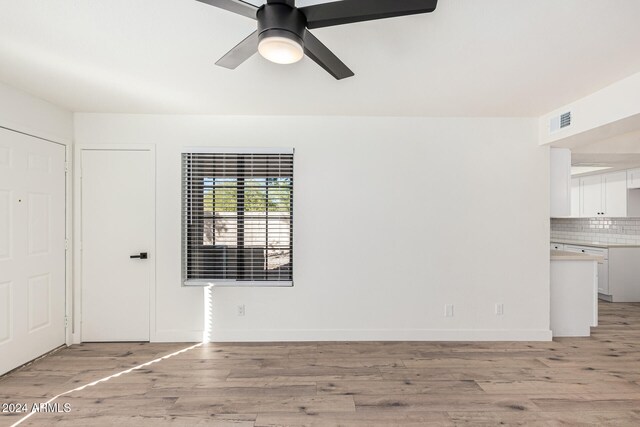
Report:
551,239,640,249
551,250,604,262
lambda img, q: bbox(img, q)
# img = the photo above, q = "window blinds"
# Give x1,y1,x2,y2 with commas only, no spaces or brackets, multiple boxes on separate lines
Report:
182,151,293,285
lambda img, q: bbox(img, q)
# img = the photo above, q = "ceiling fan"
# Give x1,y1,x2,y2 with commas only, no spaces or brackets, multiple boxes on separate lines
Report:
196,0,438,80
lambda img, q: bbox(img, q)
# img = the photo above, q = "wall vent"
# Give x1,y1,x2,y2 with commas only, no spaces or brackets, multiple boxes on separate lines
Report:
550,111,572,133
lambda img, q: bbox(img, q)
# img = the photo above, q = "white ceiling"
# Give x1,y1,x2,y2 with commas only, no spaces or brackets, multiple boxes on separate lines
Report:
572,153,640,176
1,0,640,116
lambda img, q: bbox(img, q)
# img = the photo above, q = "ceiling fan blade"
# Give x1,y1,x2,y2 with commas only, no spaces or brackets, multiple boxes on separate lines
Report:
303,30,354,80
195,0,258,20
300,0,437,29
215,31,259,69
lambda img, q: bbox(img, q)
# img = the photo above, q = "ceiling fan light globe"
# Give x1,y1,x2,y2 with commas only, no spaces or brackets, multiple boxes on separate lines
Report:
258,36,304,65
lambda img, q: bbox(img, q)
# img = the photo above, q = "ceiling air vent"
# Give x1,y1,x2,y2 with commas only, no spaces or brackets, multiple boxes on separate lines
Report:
550,111,572,133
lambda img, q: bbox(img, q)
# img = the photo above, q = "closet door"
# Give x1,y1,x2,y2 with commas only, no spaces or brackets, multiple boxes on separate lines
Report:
0,128,66,375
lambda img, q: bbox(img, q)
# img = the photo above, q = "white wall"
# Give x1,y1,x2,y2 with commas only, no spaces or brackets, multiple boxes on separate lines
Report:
75,114,551,342
0,81,73,143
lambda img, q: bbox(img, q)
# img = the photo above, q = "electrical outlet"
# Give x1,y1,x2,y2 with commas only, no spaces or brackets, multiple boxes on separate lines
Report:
237,304,245,317
445,304,454,317
495,303,504,316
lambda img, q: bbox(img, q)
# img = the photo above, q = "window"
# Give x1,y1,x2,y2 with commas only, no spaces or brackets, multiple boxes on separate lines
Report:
182,149,293,286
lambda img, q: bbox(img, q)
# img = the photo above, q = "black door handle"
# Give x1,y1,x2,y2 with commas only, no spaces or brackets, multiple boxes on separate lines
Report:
130,252,148,259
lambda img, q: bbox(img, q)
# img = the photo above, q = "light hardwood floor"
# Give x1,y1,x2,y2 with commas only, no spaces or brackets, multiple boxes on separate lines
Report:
2,302,640,426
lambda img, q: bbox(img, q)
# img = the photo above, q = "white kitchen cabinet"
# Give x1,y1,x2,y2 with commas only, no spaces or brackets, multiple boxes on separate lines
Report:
580,175,603,217
564,245,608,296
550,258,598,336
628,189,640,217
554,241,640,302
608,247,640,302
603,171,628,217
598,261,610,295
578,171,627,217
570,178,580,217
558,168,634,218
628,168,640,189
583,247,608,296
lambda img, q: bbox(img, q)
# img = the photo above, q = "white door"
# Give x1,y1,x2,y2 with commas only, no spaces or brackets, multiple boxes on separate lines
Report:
581,175,603,217
0,128,65,375
603,171,627,217
81,148,154,341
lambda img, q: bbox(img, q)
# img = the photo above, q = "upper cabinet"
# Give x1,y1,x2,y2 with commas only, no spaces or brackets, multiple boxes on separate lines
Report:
553,166,638,218
575,171,628,218
628,168,640,189
581,174,603,217
603,171,628,217
627,169,640,217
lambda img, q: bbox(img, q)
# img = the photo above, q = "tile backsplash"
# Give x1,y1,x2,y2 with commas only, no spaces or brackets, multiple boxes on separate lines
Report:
551,218,640,245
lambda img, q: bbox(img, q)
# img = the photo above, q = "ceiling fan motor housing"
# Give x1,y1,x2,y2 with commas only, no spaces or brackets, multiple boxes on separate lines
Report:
203,0,438,79
257,3,307,50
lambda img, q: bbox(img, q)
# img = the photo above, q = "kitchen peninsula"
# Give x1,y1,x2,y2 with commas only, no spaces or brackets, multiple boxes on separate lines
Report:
550,250,603,337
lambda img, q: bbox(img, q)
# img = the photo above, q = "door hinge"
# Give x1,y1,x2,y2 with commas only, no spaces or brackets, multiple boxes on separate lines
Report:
64,316,68,328
65,161,69,172
65,239,69,250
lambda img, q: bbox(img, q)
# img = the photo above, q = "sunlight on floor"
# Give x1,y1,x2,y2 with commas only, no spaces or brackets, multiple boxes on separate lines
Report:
10,343,203,427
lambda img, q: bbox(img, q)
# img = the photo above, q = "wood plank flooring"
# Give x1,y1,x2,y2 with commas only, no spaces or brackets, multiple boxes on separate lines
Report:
1,302,640,426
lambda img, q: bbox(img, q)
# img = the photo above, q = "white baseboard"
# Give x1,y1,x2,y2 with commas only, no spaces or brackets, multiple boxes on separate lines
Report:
77,328,553,344
208,328,553,342
153,329,203,343
71,330,202,344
